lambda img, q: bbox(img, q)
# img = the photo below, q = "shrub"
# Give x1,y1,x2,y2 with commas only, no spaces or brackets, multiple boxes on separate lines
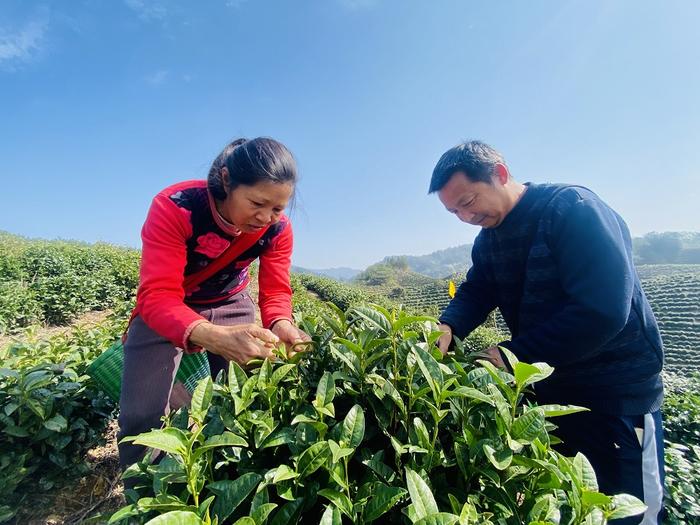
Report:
111,305,645,524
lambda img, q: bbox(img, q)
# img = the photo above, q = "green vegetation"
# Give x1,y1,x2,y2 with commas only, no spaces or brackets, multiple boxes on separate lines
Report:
0,231,140,332
661,372,700,523
111,304,646,524
0,309,129,521
641,272,700,373
0,232,698,523
296,273,396,312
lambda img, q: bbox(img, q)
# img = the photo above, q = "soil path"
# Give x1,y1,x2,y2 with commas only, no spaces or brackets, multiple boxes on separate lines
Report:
0,310,113,350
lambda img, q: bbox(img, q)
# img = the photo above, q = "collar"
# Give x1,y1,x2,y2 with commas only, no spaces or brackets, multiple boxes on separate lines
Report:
207,190,242,237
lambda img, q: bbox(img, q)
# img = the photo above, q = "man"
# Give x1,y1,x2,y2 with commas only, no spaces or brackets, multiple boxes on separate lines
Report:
431,140,664,524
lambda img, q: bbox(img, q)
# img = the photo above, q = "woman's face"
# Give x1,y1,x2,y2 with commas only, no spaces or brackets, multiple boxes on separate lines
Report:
219,180,294,233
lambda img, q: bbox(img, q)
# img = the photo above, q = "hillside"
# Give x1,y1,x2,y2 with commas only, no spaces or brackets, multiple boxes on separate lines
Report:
353,261,700,373
290,265,361,282
379,244,472,278
363,231,700,280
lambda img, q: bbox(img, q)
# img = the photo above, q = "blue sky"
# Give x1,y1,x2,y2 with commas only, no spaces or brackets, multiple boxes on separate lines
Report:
2,1,699,269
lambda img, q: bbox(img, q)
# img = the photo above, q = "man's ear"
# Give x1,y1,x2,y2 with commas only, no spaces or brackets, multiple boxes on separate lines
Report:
494,163,509,185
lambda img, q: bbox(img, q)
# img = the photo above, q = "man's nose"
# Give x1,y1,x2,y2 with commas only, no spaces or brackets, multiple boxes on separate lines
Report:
457,210,475,223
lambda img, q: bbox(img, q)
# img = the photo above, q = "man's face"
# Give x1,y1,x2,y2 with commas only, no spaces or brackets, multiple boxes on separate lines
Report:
438,171,510,229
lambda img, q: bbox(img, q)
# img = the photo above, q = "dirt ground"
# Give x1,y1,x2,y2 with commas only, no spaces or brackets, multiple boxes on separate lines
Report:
12,420,124,525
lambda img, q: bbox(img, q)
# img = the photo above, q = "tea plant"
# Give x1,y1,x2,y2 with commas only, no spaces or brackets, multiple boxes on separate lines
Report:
112,303,645,524
0,311,127,522
0,232,140,331
662,371,700,524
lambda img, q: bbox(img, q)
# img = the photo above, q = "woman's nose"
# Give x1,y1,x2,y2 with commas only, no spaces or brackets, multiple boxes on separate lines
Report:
256,210,273,224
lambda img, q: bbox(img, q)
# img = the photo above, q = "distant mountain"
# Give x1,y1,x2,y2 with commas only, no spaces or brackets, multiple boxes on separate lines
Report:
380,244,472,279
291,265,362,282
296,231,700,283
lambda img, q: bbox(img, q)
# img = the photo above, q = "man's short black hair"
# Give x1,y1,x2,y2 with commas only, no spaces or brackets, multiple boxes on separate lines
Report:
429,140,506,193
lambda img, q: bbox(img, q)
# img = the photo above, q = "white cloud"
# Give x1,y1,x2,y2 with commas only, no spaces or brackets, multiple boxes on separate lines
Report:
0,19,48,67
226,0,249,8
146,69,169,85
125,0,167,21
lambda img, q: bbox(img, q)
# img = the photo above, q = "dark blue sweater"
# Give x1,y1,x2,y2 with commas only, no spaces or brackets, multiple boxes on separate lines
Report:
440,183,664,415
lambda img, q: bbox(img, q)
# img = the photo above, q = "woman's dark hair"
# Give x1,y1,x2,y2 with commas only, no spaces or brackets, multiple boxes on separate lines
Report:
428,140,506,193
208,137,297,200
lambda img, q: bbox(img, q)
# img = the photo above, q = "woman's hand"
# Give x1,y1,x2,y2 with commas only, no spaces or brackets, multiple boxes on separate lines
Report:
190,322,279,365
270,319,312,358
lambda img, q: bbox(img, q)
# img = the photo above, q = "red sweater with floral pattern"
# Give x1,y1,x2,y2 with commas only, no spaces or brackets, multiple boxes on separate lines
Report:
135,180,293,352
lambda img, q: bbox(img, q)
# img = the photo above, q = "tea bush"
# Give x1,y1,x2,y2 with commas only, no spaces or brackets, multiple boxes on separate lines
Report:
112,304,645,524
0,309,129,522
0,233,140,332
662,371,700,523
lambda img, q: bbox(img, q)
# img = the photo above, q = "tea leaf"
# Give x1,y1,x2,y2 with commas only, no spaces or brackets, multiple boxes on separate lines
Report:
208,472,263,522
406,467,438,519
606,494,647,520
572,453,599,492
296,440,330,478
228,361,248,395
511,408,546,442
351,306,391,335
537,404,589,418
328,440,354,463
318,488,354,517
411,345,443,402
315,372,336,407
363,483,406,522
270,364,295,386
231,518,256,525
483,443,513,470
319,505,342,525
144,511,204,525
268,498,303,525
257,358,272,389
193,431,248,457
43,414,68,433
126,428,188,456
413,513,460,525
271,464,299,483
250,502,277,525
191,377,213,423
340,404,365,448
260,426,295,449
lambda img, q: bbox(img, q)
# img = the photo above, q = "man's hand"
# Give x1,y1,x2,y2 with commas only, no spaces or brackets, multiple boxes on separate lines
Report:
437,323,453,355
271,319,312,358
190,322,278,365
482,345,507,369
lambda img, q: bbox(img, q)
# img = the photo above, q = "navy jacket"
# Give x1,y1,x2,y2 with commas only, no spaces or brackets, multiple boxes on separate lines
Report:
440,183,664,415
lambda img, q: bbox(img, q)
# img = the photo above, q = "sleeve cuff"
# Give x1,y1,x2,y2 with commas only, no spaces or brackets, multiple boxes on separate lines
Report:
183,319,209,354
267,317,293,330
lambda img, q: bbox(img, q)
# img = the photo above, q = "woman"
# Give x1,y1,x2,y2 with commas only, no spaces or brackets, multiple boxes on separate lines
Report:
118,137,310,471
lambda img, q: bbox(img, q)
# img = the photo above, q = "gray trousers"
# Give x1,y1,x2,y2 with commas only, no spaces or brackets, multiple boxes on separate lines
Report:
117,291,255,470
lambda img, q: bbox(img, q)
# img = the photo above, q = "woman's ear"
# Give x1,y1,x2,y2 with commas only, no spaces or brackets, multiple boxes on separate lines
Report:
220,166,230,191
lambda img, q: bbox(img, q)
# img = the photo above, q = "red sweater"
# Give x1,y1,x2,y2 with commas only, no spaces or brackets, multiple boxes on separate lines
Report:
135,180,293,352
